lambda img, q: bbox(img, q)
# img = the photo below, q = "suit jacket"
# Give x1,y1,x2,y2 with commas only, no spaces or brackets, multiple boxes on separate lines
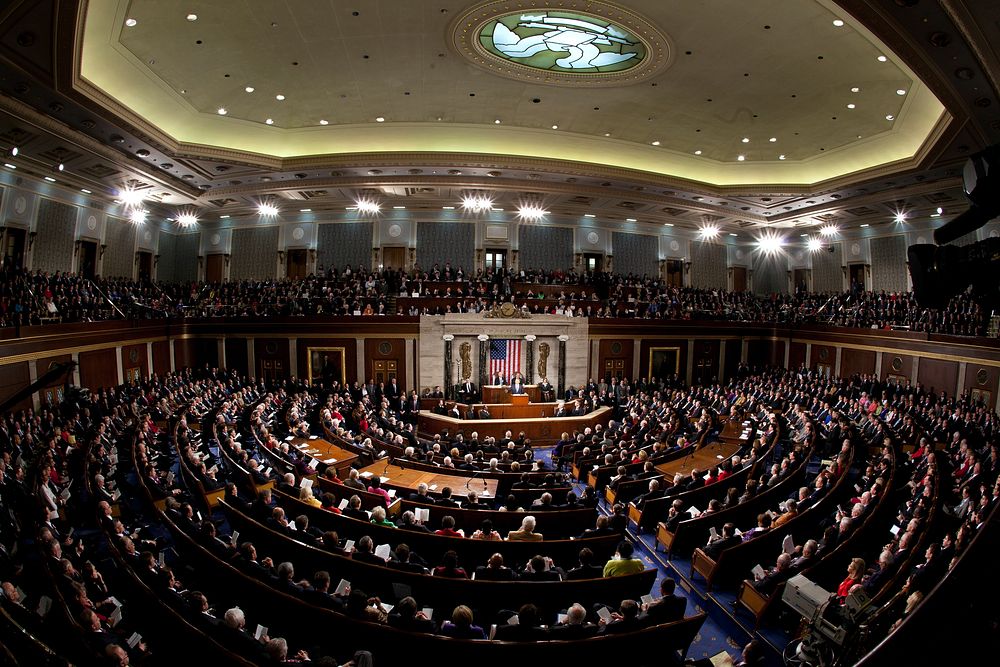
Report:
640,594,686,626
703,535,741,561
506,529,543,541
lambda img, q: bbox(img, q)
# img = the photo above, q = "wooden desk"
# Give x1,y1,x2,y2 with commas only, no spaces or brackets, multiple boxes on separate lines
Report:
287,436,359,479
357,461,499,499
482,385,540,404
654,441,741,479
418,406,612,445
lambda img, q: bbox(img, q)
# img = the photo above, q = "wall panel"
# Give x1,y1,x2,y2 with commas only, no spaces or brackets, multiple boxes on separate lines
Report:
174,233,200,282
0,361,31,412
103,217,136,279
152,341,171,376
316,222,373,274
870,236,909,292
295,338,359,385
121,343,149,379
417,222,475,271
813,244,843,293
79,348,117,389
519,226,572,272
917,358,958,396
230,227,279,280
612,231,658,277
840,349,876,377
32,198,77,274
364,338,408,391
689,243,727,289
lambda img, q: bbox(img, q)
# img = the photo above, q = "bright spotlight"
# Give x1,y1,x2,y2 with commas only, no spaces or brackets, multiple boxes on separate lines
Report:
894,212,907,223
129,208,147,224
257,202,279,216
461,195,493,213
177,212,199,227
698,225,719,239
819,225,838,237
355,199,381,215
756,232,785,255
118,187,146,209
517,204,548,221
807,237,823,252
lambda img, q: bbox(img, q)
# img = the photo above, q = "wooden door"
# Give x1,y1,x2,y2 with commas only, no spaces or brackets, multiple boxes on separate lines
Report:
79,240,98,279
603,358,626,381
206,254,225,282
732,266,747,292
382,246,406,270
665,259,683,287
2,227,26,270
793,268,808,293
848,263,866,292
137,251,152,280
286,249,308,279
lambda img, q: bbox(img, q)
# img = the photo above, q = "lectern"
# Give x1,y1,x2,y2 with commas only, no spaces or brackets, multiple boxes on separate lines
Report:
511,394,529,407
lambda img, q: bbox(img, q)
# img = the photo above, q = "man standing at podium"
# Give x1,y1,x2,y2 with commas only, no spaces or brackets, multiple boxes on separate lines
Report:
510,374,526,395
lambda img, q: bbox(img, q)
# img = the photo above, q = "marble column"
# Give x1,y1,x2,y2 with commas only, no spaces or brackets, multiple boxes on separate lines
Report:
558,335,569,397
524,335,536,384
443,335,454,400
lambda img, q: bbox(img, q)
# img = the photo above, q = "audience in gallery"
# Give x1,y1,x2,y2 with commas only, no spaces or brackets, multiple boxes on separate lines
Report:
0,261,990,336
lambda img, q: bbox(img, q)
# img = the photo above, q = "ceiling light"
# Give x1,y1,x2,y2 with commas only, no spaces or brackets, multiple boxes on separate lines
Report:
57,163,64,171
10,147,17,156
299,208,311,212
664,223,674,227
492,208,504,212
885,114,894,120
807,238,823,251
694,150,702,155
894,212,907,223
275,94,285,101
219,215,230,219
699,225,719,239
625,218,637,222
728,232,738,237
651,140,660,146
265,118,274,125
44,176,56,182
257,202,279,216
832,19,844,27
778,154,786,160
769,137,777,143
603,132,611,137
756,231,785,255
3,163,15,169
125,18,137,27
186,14,198,21
737,155,746,161
118,187,146,208
319,119,329,125
80,188,91,194
217,107,227,115
355,199,381,215
860,223,870,228
551,125,558,129
584,214,596,218
741,137,750,143
931,207,942,218
896,89,907,95
847,103,856,109
442,206,455,210
820,225,838,236
177,212,198,226
517,204,548,221
876,55,887,62
129,209,147,224
245,86,255,93
494,119,502,125
461,195,493,213
375,116,385,122
393,206,406,209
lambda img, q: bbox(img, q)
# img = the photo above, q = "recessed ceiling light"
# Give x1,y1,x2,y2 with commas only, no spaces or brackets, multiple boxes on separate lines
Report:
375,116,385,122
551,125,558,130
756,231,785,255
885,114,894,120
894,212,907,223
275,94,285,101
57,163,64,171
860,223,869,228
356,199,381,214
44,176,56,182
625,218,637,222
584,214,596,218
3,163,15,169
177,212,198,226
846,103,856,109
896,89,907,95
699,225,719,239
741,137,750,143
217,107,227,115
494,119,501,124
245,86,255,93
737,155,746,161
651,140,660,146
299,208,312,212
219,215,230,219
877,55,887,62
462,195,493,213
265,118,274,125
664,223,674,227
832,19,844,27
851,87,860,93
10,147,17,156
129,208,147,223
807,238,823,251
81,188,91,193
694,149,702,155
319,119,329,125
517,204,548,221
442,206,455,209
393,206,406,209
257,202,279,216
729,233,738,237
603,132,611,137
778,154,786,160
125,18,137,27
820,225,838,236
186,14,198,21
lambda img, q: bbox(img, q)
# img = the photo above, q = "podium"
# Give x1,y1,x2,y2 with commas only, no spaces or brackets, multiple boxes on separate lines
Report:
511,394,529,407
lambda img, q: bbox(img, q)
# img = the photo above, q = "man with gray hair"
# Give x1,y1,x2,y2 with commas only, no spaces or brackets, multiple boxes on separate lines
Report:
507,515,543,541
551,602,597,638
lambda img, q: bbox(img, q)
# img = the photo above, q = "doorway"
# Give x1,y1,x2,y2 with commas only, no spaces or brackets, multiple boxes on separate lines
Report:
665,259,683,287
793,268,809,293
583,252,604,272
78,240,98,279
286,249,307,279
1,226,26,270
382,246,406,271
848,263,866,292
137,251,152,280
732,266,747,292
206,254,225,282
485,248,507,271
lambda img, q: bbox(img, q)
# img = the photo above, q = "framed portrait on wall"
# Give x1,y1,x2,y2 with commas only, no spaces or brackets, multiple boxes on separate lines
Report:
970,388,991,408
648,346,680,382
306,347,346,387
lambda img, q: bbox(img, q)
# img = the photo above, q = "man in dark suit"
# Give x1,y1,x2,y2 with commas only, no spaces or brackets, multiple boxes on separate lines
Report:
564,548,604,580
458,379,476,403
703,523,742,560
510,375,526,395
550,603,598,639
640,578,686,625
633,479,665,509
490,373,506,386
478,405,491,419
752,553,793,596
384,377,401,409
473,553,516,581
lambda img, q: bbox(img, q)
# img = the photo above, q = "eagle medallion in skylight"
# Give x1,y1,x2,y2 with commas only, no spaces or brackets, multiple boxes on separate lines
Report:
480,12,646,73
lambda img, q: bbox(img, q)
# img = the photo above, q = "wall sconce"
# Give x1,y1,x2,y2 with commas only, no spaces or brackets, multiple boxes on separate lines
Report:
28,231,37,250
153,254,160,267
224,253,231,267
277,250,285,264
99,243,107,258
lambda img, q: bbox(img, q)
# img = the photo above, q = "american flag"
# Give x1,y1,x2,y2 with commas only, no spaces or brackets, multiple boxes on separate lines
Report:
489,338,521,381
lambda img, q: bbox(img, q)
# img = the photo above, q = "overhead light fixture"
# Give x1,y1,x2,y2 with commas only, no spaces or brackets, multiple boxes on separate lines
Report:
355,199,381,214
461,195,493,213
778,154,786,160
125,18,137,27
375,116,385,122
756,231,785,256
877,55,887,62
10,147,17,156
820,225,838,236
625,218,637,222
894,212,907,223
257,202,279,216
118,187,146,209
393,206,406,210
186,14,198,22
885,114,894,120
177,212,198,226
217,107,227,115
299,208,312,212
129,208,147,224
851,87,860,93
699,225,719,239
44,176,56,182
860,223,870,228
741,137,750,143
584,214,596,218
319,119,329,125
807,237,823,251
832,19,844,27
517,204,548,221
931,207,943,218
219,215,230,219
737,155,746,161
896,89,907,96
603,132,611,137
3,163,15,169
769,137,777,143
551,124,558,129
494,119,501,124
80,188,91,194
442,206,455,210
847,103,856,109
694,149,702,155
664,223,674,227
275,94,285,101
651,140,660,146
265,118,274,125
245,86,255,93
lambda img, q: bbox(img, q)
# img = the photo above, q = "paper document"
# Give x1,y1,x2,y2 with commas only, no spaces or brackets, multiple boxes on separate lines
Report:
596,607,613,623
640,594,654,605
751,564,766,579
334,579,351,596
415,508,430,522
338,499,349,510
782,534,795,555
374,544,392,561
255,624,268,640
127,632,142,649
343,540,355,552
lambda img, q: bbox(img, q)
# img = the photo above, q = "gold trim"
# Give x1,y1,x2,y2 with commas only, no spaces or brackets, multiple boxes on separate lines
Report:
305,347,346,386
0,336,168,367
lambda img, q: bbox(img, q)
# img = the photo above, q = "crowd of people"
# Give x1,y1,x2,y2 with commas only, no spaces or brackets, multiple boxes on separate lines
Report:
0,263,991,336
